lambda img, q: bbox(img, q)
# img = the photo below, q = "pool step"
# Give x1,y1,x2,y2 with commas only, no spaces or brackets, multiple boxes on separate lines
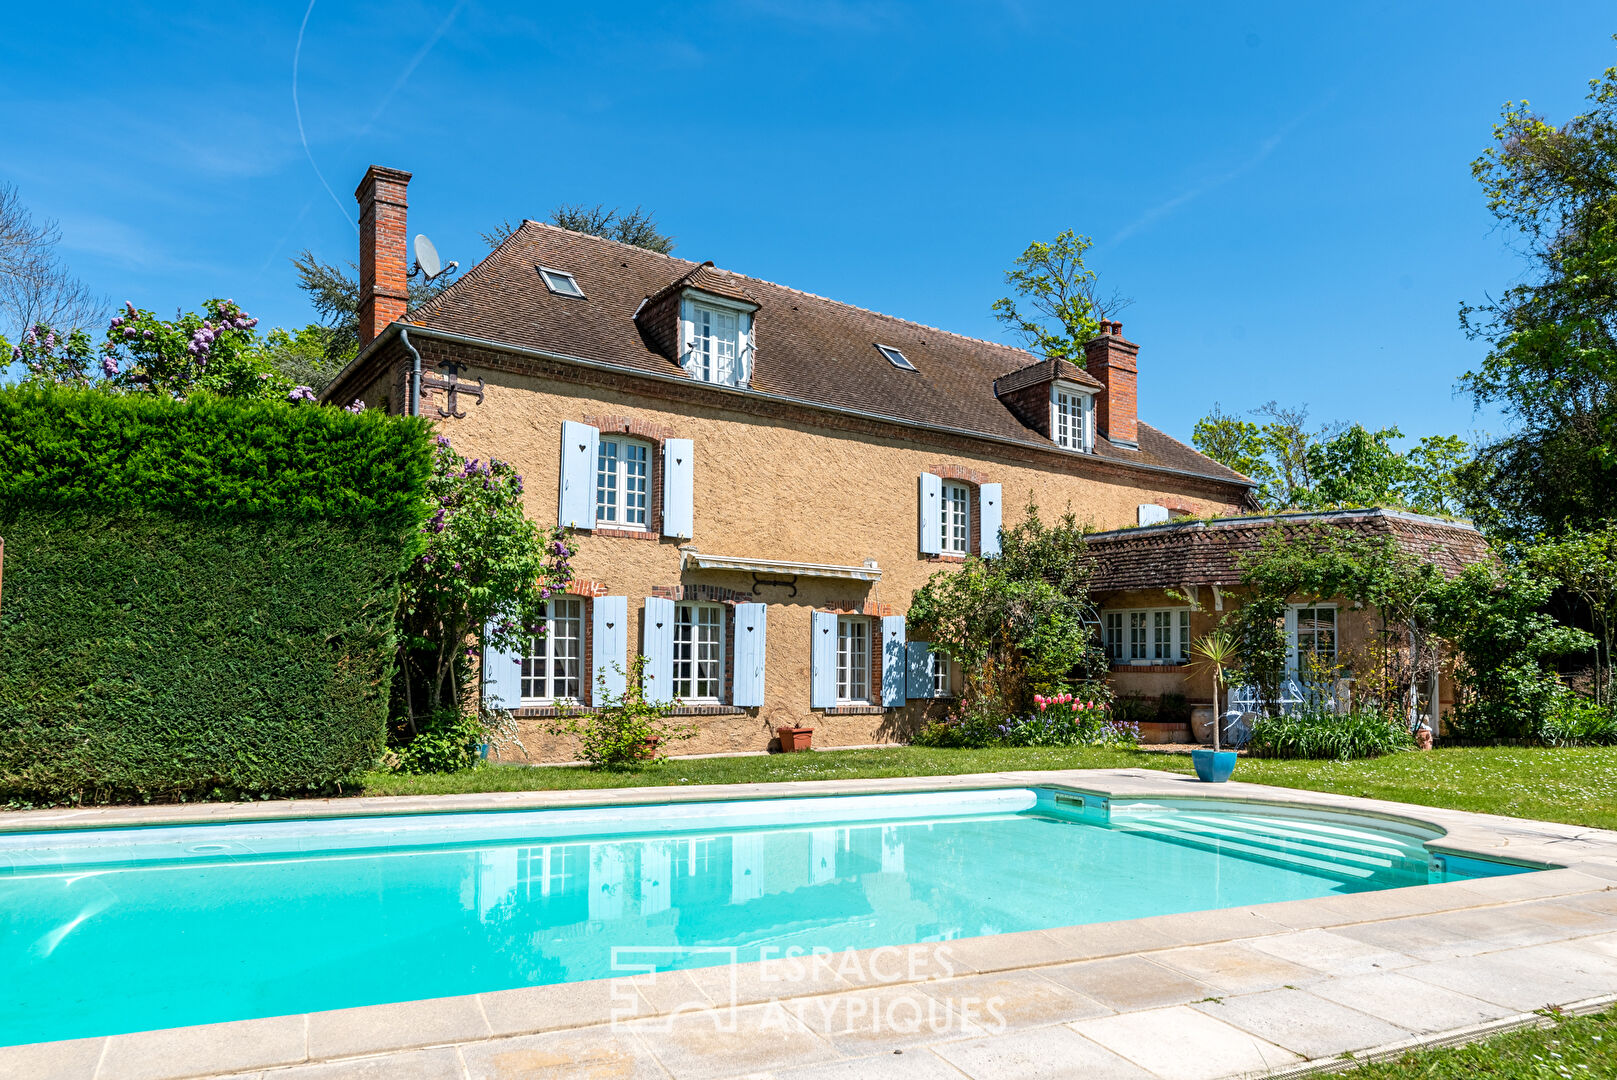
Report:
1112,811,1430,880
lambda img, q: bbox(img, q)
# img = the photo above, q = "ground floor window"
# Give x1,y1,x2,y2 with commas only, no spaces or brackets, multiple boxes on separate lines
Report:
522,597,584,702
1105,607,1192,665
673,602,724,701
1291,605,1338,672
837,616,870,703
927,646,952,696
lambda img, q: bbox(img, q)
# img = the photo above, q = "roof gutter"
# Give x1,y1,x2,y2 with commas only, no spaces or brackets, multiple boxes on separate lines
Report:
329,322,1258,495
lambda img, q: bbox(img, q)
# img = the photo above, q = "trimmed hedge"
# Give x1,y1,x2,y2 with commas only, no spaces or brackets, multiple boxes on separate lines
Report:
0,387,433,802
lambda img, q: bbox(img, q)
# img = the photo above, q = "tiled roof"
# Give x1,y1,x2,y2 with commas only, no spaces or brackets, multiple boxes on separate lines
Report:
1085,509,1494,592
397,222,1249,488
995,358,1104,394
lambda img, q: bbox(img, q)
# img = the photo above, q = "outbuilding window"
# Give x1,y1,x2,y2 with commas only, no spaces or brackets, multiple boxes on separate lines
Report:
1107,606,1192,666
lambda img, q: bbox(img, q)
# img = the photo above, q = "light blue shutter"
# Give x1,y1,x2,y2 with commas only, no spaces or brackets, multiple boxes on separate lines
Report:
592,595,628,704
918,473,942,555
1137,503,1170,526
810,610,837,708
558,421,599,529
643,597,676,704
1284,606,1300,675
663,438,694,538
482,619,524,710
733,602,768,707
880,615,907,707
979,483,1003,557
907,641,935,699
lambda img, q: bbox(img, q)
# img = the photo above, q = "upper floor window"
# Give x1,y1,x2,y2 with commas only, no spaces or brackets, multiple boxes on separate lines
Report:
673,603,724,701
836,616,870,703
681,297,753,387
940,481,970,556
522,597,585,703
1051,383,1094,452
596,436,649,529
538,266,585,297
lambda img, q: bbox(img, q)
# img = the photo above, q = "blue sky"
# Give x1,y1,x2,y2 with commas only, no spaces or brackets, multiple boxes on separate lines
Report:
3,2,1613,445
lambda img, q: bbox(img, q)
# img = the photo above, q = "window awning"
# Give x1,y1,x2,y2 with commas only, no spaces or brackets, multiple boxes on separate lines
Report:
680,550,882,582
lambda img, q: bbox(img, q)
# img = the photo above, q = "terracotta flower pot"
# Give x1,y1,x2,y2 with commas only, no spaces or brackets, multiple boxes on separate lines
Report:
637,735,662,760
777,726,814,753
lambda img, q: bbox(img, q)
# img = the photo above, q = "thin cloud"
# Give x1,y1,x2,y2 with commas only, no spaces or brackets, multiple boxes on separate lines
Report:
1109,92,1338,247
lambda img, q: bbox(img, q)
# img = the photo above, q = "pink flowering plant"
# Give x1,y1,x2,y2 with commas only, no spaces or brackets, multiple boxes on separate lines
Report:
391,435,574,770
1005,692,1135,747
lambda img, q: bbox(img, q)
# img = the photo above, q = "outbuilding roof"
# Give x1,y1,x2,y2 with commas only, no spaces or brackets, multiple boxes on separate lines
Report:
393,222,1249,488
1085,508,1493,592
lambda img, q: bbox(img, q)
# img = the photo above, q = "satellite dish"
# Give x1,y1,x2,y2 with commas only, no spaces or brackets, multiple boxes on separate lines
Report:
413,234,458,281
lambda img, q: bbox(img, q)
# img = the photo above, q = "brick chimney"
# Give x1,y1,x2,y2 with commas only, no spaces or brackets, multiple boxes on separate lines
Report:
1084,320,1139,448
355,165,411,348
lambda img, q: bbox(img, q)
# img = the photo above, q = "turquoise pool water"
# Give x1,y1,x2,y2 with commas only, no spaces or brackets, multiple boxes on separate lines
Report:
0,788,1530,1046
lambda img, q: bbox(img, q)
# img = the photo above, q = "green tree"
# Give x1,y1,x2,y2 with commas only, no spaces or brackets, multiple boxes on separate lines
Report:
1524,525,1617,704
1456,49,1617,539
1404,434,1471,516
262,324,348,394
991,230,1127,361
482,204,676,254
1305,424,1412,509
907,502,1107,718
291,250,454,364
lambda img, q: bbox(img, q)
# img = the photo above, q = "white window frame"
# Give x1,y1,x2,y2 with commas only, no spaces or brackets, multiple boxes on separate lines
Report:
595,435,650,530
538,266,585,298
876,343,917,371
928,647,952,697
1051,381,1095,453
836,616,870,704
1105,606,1193,666
521,597,586,703
680,293,754,388
1289,604,1338,674
940,481,970,556
673,602,725,702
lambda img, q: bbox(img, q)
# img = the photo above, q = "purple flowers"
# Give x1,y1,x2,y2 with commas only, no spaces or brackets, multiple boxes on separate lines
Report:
345,399,365,414
101,357,120,379
287,385,317,403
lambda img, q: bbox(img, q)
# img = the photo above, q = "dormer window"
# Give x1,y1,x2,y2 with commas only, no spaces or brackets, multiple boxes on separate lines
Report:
680,295,754,387
1051,382,1095,453
538,266,585,297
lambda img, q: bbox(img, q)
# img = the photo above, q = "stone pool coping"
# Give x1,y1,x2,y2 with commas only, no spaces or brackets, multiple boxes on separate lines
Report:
5,768,1617,1080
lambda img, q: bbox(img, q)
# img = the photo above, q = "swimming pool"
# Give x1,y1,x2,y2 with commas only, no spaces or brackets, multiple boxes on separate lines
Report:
0,787,1533,1046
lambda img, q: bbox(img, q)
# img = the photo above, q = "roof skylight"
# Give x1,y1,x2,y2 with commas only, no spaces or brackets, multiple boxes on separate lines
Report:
876,343,916,371
538,266,585,298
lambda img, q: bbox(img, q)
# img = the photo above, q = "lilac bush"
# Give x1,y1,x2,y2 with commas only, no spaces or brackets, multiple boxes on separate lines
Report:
393,435,575,759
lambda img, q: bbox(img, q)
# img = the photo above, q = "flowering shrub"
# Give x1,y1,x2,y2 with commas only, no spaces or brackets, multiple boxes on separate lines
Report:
546,656,696,770
1540,695,1617,747
10,324,96,385
1003,694,1135,747
392,436,574,765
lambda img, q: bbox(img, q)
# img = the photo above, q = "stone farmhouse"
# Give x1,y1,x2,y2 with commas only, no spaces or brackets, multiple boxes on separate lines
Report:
323,165,1267,759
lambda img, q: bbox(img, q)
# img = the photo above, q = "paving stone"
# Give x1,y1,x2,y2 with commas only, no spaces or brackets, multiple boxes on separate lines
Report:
306,995,489,1060
1308,970,1516,1032
1038,919,1175,961
630,1000,836,1080
1512,899,1617,934
460,1027,666,1080
627,969,715,1017
0,1036,104,1080
1245,928,1419,976
1332,912,1495,961
786,983,982,1055
479,979,630,1037
99,1015,306,1080
1148,942,1322,994
687,950,852,1005
932,1024,1156,1080
1191,987,1413,1059
1037,955,1216,1012
1070,1005,1302,1080
259,1047,462,1080
941,931,1068,975
1402,947,1617,1011
774,1048,965,1080
920,971,1111,1031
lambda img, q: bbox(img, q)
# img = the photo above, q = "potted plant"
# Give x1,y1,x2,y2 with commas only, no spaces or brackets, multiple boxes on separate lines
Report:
1188,631,1239,783
776,725,814,752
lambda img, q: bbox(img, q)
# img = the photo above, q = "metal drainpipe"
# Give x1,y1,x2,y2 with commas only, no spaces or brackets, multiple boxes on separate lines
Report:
400,326,422,416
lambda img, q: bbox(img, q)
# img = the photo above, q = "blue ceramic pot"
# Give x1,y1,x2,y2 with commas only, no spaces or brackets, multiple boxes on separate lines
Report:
1191,748,1238,783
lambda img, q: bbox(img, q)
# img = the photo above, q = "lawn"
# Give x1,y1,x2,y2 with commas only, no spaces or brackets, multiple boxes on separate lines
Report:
1341,1008,1615,1079
358,744,1617,831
